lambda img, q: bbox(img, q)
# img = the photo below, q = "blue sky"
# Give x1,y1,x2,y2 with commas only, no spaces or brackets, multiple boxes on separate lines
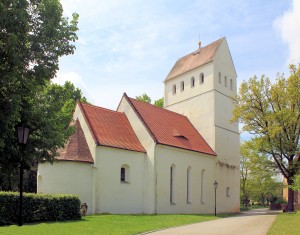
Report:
55,0,299,113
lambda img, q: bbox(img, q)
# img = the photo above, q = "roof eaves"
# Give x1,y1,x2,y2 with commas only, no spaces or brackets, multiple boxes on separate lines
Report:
97,144,146,153
56,158,94,164
123,93,158,144
165,60,213,81
156,143,217,156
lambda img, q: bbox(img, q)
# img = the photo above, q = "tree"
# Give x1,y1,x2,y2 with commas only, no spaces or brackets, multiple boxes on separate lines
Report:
154,98,164,108
233,64,300,211
136,93,152,104
240,141,282,206
0,0,79,191
0,81,87,192
136,93,164,107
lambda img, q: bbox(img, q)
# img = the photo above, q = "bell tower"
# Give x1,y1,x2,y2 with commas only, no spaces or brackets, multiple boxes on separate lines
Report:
164,37,240,212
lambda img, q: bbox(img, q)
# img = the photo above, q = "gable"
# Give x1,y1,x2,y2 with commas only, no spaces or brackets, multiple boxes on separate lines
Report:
78,102,145,153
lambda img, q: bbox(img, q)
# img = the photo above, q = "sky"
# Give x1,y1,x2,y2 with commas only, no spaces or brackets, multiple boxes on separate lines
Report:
54,0,300,137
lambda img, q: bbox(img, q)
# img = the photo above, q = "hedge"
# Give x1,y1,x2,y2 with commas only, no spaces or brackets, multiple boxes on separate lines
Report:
0,192,81,226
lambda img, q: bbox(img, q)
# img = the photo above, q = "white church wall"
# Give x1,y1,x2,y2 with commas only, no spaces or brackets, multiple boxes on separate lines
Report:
117,96,157,213
95,146,146,214
164,62,214,108
164,91,216,150
213,39,240,213
155,145,216,214
37,161,94,214
164,62,216,149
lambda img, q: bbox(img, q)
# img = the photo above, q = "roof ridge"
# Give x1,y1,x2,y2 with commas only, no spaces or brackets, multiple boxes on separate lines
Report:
172,37,225,64
128,96,190,118
80,102,124,115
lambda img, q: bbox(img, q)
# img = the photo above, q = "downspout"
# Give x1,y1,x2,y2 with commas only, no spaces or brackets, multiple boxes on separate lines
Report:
91,163,97,214
154,144,158,214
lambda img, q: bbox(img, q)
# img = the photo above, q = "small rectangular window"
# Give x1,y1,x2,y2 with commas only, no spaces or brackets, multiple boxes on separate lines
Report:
226,187,230,197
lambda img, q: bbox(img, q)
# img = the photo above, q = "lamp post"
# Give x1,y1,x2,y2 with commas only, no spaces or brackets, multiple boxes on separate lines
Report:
15,123,30,226
213,180,218,216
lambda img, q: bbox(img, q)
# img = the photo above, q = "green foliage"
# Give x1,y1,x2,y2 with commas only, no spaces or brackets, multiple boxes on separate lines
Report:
0,0,79,191
0,214,223,234
154,97,164,108
0,192,81,225
0,81,88,192
240,140,283,206
136,93,164,107
136,93,152,103
290,174,300,191
233,64,300,211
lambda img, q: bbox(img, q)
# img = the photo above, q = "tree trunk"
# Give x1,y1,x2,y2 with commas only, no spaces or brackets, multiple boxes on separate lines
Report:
287,179,295,212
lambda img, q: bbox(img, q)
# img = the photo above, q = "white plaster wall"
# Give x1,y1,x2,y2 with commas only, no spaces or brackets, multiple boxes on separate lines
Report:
163,39,240,213
155,145,216,214
215,164,240,213
164,91,216,150
95,146,145,214
37,161,94,214
117,96,157,213
164,62,214,108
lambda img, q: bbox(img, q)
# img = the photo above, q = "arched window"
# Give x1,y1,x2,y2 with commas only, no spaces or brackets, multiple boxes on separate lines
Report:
226,187,230,197
187,167,191,203
200,73,204,84
180,81,184,91
191,77,195,88
172,84,176,94
219,72,221,84
201,169,205,204
120,164,130,183
225,76,227,87
170,164,175,204
230,79,233,90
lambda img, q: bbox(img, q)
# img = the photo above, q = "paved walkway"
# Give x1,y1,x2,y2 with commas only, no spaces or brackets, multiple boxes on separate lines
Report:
144,209,280,235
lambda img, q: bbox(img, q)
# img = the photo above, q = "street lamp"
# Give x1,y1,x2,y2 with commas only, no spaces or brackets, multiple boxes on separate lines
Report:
15,123,30,226
213,180,218,216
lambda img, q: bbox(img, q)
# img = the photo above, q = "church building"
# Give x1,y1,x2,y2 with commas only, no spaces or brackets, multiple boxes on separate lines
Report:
37,37,240,214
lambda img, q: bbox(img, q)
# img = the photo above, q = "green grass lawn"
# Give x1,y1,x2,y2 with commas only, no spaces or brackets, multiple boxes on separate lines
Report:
0,214,223,235
267,211,300,235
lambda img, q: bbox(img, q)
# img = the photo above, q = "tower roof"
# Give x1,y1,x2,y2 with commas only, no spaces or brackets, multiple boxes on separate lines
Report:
124,94,216,156
79,102,145,153
165,37,225,81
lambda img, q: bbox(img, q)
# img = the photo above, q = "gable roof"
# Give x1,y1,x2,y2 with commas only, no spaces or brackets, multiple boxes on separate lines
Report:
57,120,94,163
165,37,224,81
124,94,216,156
79,102,145,153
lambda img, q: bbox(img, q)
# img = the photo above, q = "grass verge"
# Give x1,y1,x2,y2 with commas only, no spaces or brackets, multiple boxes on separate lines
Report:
267,211,300,235
0,214,227,235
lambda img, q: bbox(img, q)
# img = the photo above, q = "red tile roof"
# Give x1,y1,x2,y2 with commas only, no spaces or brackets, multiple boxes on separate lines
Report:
57,120,94,163
165,37,224,81
79,102,145,153
125,94,216,156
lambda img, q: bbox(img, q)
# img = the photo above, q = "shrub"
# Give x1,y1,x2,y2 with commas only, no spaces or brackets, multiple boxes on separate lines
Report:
0,192,81,226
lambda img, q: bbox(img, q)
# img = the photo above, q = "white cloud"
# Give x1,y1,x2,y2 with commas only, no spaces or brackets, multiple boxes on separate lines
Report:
274,0,300,64
52,72,89,98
